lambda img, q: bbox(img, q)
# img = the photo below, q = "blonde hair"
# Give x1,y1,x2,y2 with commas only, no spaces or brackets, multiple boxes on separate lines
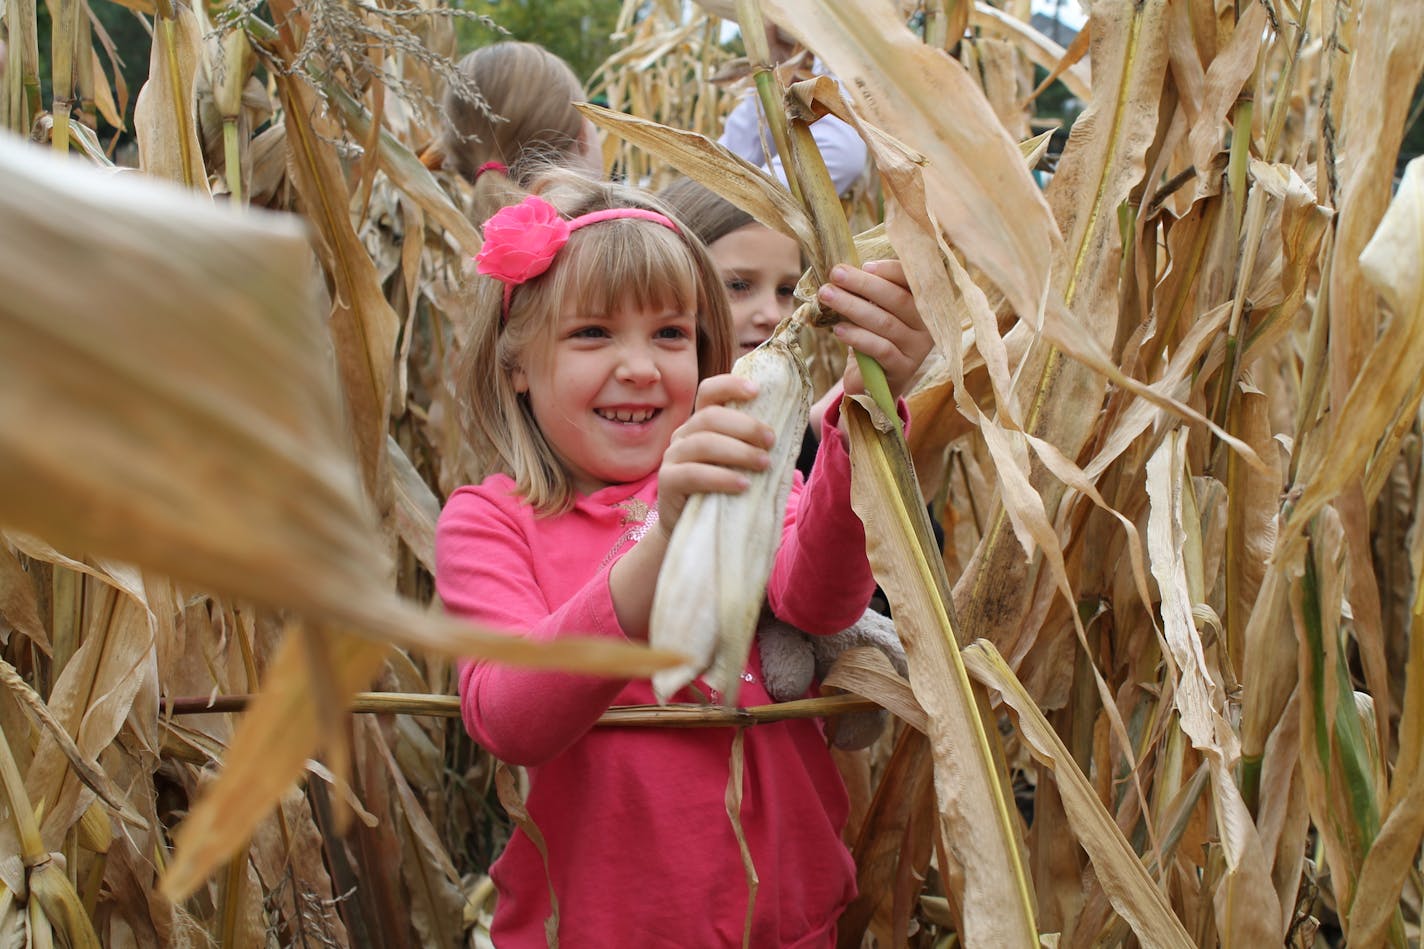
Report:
439,42,588,216
457,170,736,515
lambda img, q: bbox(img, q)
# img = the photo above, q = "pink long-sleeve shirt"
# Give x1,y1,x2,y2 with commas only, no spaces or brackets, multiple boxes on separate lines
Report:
435,407,880,947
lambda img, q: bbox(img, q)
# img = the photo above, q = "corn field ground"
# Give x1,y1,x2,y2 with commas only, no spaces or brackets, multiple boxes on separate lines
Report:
3,0,1424,945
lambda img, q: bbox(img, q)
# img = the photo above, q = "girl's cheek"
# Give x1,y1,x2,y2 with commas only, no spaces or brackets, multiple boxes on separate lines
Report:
727,302,753,336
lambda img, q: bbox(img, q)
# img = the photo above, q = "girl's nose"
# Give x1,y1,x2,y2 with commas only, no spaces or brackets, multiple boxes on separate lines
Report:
750,291,781,330
615,344,661,384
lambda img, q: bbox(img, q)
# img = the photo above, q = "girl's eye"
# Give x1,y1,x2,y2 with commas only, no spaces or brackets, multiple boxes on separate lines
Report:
724,277,752,297
656,325,691,341
776,284,797,299
570,325,609,339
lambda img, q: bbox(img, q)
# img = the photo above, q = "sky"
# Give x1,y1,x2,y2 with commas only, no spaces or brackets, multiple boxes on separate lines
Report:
1031,0,1088,29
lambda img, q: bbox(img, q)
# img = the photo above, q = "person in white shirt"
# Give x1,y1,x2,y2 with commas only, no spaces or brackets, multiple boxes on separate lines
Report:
716,24,870,195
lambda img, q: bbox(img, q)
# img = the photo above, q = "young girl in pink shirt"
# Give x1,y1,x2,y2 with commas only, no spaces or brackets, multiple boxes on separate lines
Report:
436,168,929,947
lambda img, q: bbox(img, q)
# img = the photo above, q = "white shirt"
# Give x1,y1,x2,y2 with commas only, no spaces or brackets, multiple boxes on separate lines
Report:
718,66,870,194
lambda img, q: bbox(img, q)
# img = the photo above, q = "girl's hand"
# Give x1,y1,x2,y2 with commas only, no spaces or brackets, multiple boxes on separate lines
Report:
656,374,776,534
610,375,774,642
817,259,934,401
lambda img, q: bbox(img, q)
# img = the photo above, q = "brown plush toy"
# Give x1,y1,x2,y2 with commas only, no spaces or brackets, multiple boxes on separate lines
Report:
756,608,908,750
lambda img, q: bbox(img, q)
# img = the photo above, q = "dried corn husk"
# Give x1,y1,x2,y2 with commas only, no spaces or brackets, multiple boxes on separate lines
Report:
651,331,811,704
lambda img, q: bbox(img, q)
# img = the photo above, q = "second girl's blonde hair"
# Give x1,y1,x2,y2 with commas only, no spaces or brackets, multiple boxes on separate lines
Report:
457,170,736,514
439,42,587,187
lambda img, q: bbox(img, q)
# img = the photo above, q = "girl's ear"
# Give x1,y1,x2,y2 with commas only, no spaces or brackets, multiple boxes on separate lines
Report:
512,364,530,393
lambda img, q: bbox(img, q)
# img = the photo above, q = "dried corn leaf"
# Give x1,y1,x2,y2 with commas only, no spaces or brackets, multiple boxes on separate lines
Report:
1292,511,1382,929
1038,297,1264,468
247,784,350,945
1254,690,1309,933
0,542,46,651
954,0,1203,666
273,68,397,497
372,718,465,949
820,646,927,733
838,727,935,946
772,0,1057,328
1239,159,1332,365
1287,158,1424,546
578,101,816,249
971,1,1091,101
322,78,484,259
963,639,1194,948
1326,2,1424,399
842,394,1037,945
21,585,152,852
1184,3,1266,177
162,627,387,899
133,4,207,192
1348,548,1424,943
1223,383,1281,678
0,138,684,681
1146,431,1282,944
388,436,441,574
89,47,124,132
1307,6,1424,765
968,38,1032,141
0,658,140,826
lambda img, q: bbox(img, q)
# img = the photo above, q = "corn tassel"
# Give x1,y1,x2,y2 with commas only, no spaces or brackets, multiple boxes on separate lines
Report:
651,330,811,704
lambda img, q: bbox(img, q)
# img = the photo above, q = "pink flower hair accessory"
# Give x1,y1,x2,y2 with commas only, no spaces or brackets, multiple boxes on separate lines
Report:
475,194,681,322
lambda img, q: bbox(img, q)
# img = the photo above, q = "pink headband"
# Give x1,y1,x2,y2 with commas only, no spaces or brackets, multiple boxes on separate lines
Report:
475,195,681,322
475,161,508,179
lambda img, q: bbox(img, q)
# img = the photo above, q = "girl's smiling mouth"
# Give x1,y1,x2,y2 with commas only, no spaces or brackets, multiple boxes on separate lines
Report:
595,407,659,424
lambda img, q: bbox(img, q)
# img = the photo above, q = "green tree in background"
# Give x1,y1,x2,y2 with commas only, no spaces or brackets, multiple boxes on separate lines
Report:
449,0,626,84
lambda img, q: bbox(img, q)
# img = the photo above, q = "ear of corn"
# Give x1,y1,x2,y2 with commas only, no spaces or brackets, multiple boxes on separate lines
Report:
26,859,101,949
651,331,811,704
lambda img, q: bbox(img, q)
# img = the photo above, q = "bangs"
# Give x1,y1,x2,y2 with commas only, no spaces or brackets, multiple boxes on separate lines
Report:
544,219,699,317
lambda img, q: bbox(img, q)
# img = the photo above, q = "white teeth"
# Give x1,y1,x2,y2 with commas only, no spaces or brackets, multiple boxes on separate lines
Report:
598,408,656,424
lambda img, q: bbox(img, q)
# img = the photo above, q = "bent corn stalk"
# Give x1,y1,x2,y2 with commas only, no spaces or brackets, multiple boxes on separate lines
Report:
843,395,1038,945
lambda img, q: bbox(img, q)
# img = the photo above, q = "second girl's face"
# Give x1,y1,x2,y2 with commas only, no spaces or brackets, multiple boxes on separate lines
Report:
514,292,700,495
707,224,803,356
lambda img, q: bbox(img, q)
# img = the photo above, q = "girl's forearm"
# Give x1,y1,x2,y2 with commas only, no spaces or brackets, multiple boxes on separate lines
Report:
608,522,670,641
461,660,626,765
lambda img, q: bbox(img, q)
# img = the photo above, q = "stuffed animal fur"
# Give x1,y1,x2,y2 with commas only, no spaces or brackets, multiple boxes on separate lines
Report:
757,608,907,750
